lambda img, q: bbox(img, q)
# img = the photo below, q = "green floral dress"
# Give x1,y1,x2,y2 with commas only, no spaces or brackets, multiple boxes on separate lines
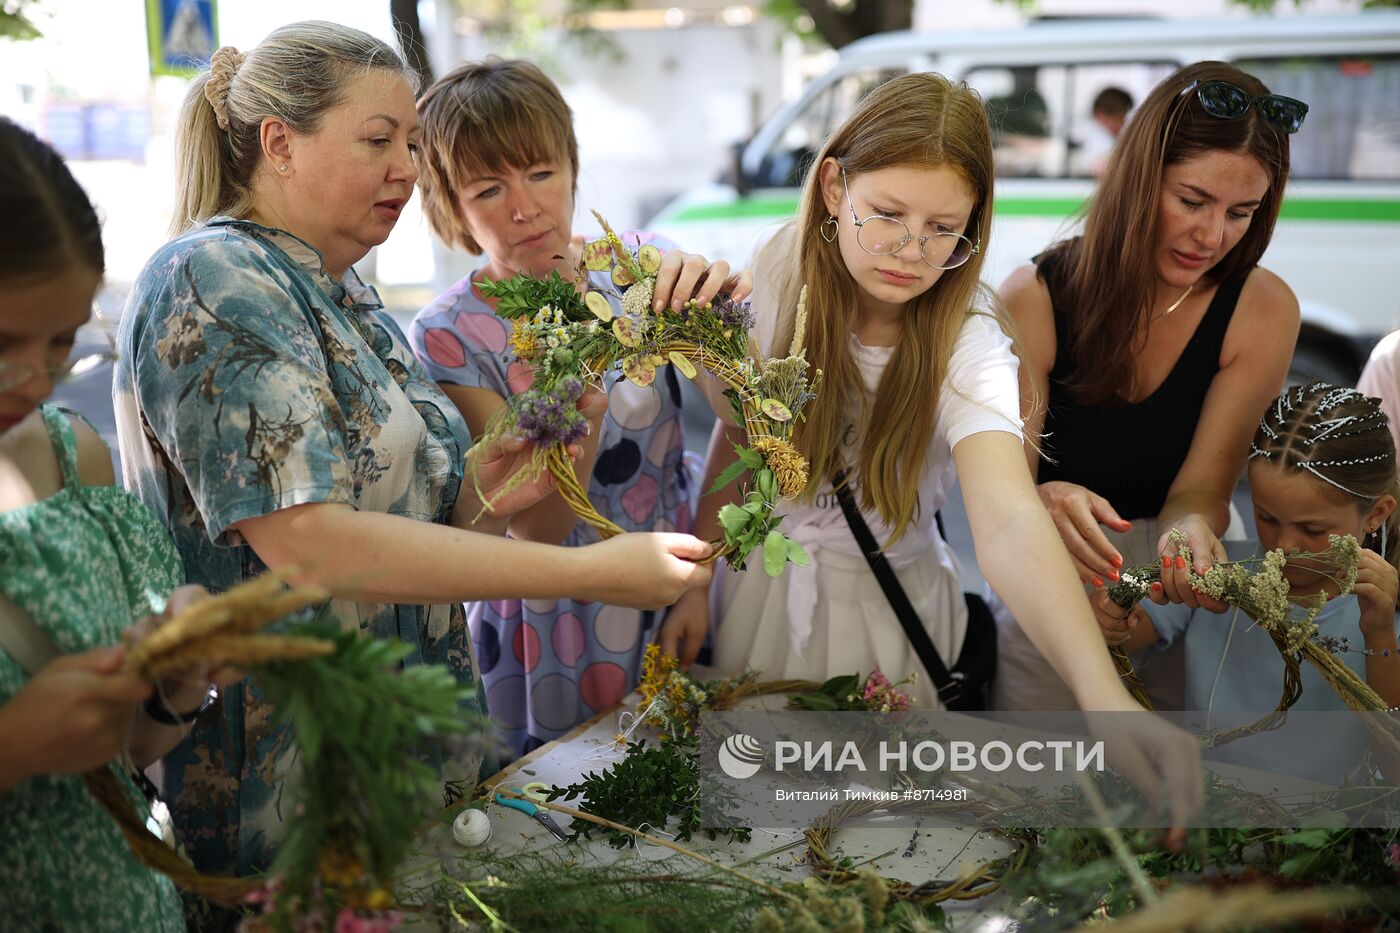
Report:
0,405,184,931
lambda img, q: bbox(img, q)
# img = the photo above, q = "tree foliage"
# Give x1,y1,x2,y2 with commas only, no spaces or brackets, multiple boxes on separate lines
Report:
0,0,43,40
764,0,912,48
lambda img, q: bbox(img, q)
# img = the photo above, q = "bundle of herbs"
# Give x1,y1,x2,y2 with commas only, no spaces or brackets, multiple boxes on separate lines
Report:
545,735,751,849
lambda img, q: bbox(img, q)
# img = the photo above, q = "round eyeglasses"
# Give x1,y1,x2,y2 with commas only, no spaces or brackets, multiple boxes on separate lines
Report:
0,352,116,393
0,305,118,392
841,170,979,271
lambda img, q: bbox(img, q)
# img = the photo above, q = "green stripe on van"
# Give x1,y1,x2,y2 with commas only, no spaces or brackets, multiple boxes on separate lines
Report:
667,195,1400,223
1277,199,1400,222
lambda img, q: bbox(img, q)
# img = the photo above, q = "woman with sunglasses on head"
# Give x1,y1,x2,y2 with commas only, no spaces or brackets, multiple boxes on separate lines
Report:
995,61,1308,710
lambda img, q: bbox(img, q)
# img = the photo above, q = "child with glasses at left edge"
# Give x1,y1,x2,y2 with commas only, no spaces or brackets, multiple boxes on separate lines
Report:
0,117,234,931
667,73,1204,843
997,61,1306,711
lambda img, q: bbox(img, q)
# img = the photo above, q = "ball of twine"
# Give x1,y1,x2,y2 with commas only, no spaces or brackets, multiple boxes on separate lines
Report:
204,46,245,131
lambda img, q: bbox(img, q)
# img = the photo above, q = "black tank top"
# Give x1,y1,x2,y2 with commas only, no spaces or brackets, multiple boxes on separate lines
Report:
1037,249,1245,520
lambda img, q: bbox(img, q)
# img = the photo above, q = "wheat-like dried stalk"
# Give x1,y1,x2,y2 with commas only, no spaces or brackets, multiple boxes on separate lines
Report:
123,572,329,679
143,634,334,679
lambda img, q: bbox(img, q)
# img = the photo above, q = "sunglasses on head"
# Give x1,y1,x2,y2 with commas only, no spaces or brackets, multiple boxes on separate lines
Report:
1179,79,1308,134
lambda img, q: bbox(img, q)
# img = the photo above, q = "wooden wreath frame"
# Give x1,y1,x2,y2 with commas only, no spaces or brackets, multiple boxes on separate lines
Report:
545,339,793,563
476,213,819,574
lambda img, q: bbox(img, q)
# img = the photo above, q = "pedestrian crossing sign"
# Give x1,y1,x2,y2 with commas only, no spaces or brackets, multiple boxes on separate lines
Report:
145,0,218,77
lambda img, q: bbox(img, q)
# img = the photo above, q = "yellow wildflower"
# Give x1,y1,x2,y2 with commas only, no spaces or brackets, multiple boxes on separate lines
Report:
508,327,539,360
752,435,810,499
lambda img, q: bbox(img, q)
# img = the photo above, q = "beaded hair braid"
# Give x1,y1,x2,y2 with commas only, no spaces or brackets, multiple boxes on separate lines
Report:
1251,382,1395,499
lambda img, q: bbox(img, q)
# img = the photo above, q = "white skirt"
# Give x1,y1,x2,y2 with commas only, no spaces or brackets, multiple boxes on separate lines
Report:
712,544,967,710
991,504,1245,711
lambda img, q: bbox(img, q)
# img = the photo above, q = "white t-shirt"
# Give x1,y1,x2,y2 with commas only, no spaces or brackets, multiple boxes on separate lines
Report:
774,311,1024,570
744,253,1022,657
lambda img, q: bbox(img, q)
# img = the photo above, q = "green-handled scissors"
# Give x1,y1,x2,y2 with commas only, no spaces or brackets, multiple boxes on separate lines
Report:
494,791,571,842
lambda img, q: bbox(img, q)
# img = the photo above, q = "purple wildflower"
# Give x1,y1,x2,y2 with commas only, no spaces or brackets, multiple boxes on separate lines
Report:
713,296,756,331
512,388,588,447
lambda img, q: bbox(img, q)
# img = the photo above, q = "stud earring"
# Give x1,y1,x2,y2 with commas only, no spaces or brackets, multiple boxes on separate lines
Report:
820,215,838,243
278,164,288,173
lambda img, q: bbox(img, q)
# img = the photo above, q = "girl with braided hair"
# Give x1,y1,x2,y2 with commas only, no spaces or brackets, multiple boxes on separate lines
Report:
1093,383,1400,782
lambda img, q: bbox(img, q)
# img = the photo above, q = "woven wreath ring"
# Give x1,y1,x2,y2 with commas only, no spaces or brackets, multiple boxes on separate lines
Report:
474,212,822,576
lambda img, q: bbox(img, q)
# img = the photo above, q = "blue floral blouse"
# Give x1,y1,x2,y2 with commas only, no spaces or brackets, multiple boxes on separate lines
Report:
113,217,478,876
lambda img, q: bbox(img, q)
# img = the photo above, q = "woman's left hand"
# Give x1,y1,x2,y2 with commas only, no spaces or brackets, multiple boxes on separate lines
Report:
1356,547,1399,640
1151,514,1229,611
651,250,753,313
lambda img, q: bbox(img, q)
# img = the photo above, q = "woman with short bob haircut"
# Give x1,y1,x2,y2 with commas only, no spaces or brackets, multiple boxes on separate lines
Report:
997,61,1304,709
410,58,749,758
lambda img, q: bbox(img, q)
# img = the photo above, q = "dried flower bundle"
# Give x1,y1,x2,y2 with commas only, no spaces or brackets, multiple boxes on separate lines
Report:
474,212,822,574
632,644,817,741
89,574,481,931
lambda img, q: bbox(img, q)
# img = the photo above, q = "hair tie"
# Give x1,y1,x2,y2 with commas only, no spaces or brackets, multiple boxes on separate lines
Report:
204,46,245,131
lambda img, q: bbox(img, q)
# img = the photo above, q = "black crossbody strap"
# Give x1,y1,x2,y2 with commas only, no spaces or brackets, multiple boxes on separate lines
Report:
831,469,964,706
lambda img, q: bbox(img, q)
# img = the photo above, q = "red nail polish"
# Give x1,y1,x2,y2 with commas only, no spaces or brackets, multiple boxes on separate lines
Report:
1108,570,1121,581
1092,576,1104,588
1152,582,1162,591
1111,555,1123,568
1161,556,1170,569
1176,556,1187,569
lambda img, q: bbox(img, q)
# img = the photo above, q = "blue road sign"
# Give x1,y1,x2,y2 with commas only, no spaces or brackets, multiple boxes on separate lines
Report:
146,0,218,77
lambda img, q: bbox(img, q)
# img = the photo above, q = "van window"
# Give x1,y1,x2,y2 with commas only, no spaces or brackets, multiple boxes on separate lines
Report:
966,62,1176,178
1235,55,1400,180
753,67,906,188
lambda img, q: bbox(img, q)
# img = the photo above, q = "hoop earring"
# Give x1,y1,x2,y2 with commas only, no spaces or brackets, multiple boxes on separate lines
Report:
820,215,838,243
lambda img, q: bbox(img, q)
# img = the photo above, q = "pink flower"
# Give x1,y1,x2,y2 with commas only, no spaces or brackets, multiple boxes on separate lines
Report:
860,668,913,712
334,910,404,933
862,669,891,702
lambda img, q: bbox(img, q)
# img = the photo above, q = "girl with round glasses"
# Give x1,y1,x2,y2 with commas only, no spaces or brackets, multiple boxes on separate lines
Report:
996,60,1305,711
665,73,1203,837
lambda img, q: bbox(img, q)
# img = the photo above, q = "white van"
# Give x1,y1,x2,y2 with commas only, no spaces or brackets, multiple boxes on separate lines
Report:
647,13,1400,384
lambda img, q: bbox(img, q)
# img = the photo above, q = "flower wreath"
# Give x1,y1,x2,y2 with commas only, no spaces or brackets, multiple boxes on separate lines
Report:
474,212,822,575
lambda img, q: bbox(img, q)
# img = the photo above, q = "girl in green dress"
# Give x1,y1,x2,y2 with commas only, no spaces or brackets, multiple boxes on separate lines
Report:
0,118,224,930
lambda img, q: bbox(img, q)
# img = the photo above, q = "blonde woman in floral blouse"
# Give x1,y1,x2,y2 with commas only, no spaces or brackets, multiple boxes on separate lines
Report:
113,22,713,877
